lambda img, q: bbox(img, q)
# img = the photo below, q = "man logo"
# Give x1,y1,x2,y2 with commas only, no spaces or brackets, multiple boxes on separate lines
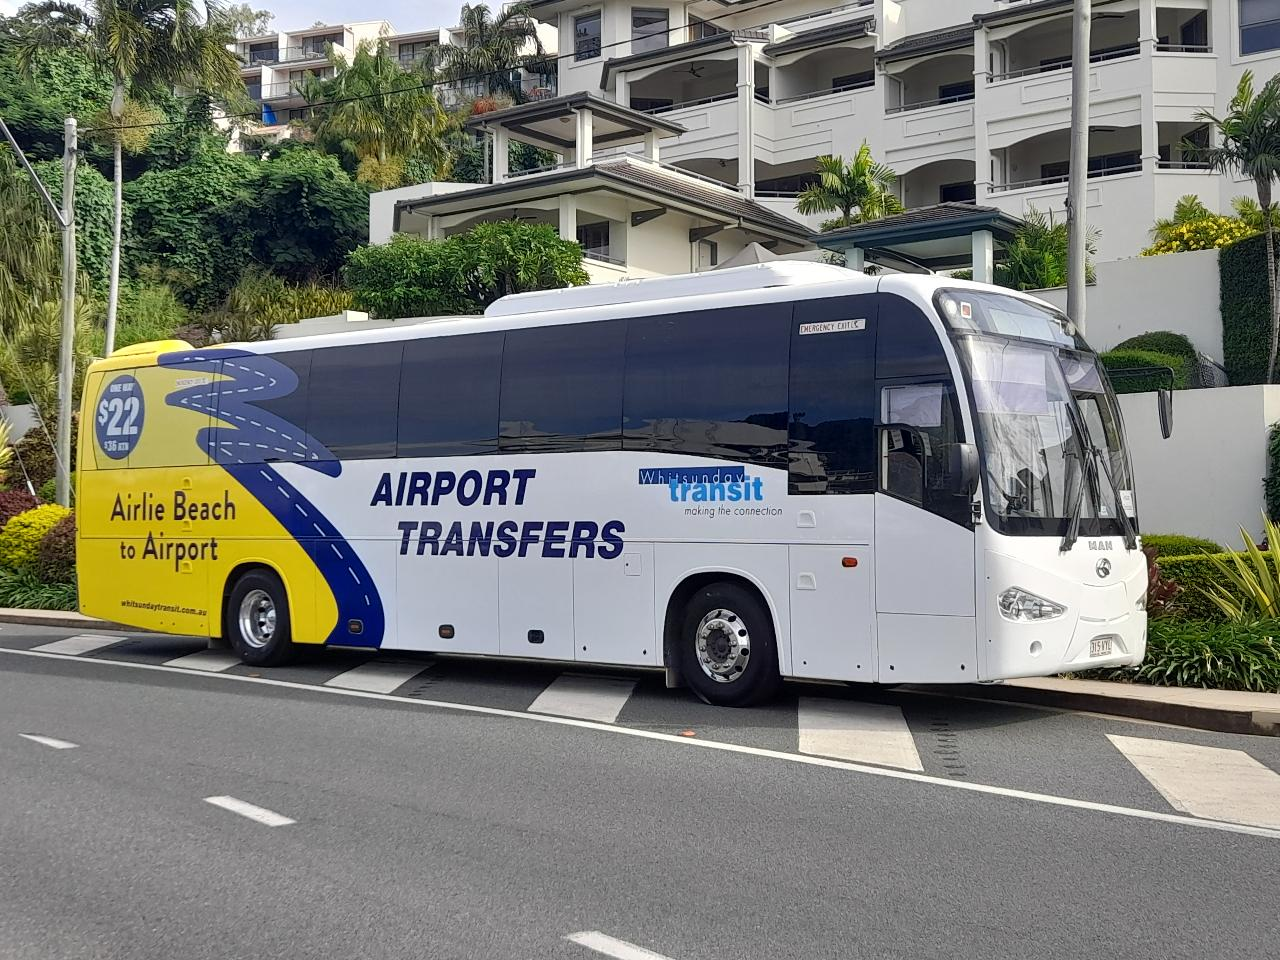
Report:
1096,558,1112,579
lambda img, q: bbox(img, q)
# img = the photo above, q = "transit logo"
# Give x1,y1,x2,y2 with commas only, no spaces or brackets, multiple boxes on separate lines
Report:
637,466,765,503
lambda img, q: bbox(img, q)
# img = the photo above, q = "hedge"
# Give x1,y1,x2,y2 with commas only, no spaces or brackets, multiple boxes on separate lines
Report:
1098,348,1189,394
1219,232,1278,385
1113,331,1198,365
1268,421,1280,522
1142,534,1222,556
1157,551,1278,621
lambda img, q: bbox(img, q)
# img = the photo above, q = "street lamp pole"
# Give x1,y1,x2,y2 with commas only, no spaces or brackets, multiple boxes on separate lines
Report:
1066,0,1091,334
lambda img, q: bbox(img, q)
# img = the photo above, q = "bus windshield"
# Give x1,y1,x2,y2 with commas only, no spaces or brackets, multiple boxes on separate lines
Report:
938,289,1135,536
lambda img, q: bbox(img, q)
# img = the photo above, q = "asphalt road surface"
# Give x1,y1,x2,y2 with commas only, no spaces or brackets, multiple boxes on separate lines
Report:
2,623,1278,960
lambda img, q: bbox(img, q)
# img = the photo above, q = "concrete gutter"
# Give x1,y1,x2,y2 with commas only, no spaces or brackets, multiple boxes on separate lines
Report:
0,608,134,632
915,677,1280,737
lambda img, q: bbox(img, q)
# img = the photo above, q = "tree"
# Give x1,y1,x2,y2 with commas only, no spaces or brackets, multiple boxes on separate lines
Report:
796,143,903,231
344,222,589,318
430,3,548,103
16,0,245,356
223,3,272,37
1191,71,1280,382
300,40,449,189
1150,194,1213,244
994,206,1098,291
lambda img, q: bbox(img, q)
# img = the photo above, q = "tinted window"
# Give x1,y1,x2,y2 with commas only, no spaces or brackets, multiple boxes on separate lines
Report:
877,295,950,379
624,305,790,466
214,350,312,463
880,380,970,526
308,342,402,460
399,332,503,458
789,296,878,494
500,321,625,452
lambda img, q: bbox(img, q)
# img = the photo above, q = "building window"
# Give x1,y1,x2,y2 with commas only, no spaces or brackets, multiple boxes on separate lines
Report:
575,11,602,61
398,41,433,65
302,32,343,55
632,9,669,54
832,70,874,92
577,221,612,261
937,80,975,104
940,181,976,203
688,16,724,42
1242,0,1280,53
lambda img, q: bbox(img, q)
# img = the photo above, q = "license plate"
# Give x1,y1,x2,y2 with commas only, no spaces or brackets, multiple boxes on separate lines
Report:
1090,637,1113,658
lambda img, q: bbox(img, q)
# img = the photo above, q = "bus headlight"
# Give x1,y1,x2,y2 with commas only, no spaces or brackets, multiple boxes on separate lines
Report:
998,587,1065,621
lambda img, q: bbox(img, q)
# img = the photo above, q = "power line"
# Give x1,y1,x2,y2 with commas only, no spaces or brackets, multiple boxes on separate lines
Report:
82,0,794,135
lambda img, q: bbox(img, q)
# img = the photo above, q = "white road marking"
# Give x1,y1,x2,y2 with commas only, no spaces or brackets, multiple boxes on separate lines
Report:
32,634,118,656
529,674,636,723
4,646,1280,841
324,658,435,694
1108,734,1280,830
565,931,675,960
797,698,924,771
204,796,295,827
19,734,78,750
164,651,242,672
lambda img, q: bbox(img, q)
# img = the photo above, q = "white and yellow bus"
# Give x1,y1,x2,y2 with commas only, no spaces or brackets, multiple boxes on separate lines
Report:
77,263,1148,706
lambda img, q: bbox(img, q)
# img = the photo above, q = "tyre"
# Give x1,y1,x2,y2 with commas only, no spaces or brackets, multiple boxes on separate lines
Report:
225,569,295,667
678,581,780,707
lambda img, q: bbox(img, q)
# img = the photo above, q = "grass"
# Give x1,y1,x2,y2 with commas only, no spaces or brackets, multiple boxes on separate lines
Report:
0,568,77,612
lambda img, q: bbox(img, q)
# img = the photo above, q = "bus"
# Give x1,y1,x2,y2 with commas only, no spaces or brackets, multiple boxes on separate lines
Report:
76,262,1148,706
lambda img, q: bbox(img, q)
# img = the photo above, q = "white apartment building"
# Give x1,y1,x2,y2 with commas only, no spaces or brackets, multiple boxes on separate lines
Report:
503,0,1280,262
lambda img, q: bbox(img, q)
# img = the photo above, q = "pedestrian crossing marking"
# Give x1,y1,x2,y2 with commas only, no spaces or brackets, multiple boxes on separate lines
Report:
798,698,924,770
32,634,119,656
164,651,241,672
324,658,435,694
529,674,636,723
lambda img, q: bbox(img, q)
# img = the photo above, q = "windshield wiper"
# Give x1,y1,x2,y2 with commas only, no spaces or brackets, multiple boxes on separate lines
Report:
1090,445,1138,551
1060,444,1089,552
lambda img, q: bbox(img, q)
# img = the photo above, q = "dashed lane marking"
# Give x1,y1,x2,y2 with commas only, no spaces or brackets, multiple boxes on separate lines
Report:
204,796,295,827
5,646,1280,841
798,698,924,771
565,932,676,960
163,651,242,673
19,734,78,750
323,658,435,694
1108,734,1280,830
529,674,637,723
31,635,119,657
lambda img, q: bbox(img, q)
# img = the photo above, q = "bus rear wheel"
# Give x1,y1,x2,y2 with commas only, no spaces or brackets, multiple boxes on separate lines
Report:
226,569,295,667
679,582,780,707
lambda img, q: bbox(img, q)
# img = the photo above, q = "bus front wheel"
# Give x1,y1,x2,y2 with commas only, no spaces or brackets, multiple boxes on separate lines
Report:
225,569,296,667
679,582,780,707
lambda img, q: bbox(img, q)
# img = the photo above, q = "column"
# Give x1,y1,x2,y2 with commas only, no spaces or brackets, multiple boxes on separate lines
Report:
1139,0,1159,176
616,73,630,110
643,129,660,163
559,194,577,242
971,230,994,284
493,125,509,183
973,27,992,200
736,45,755,198
843,246,866,272
575,108,594,167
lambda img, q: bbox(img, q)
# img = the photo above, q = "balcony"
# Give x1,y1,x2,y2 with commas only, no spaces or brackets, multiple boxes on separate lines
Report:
278,46,332,65
261,82,303,101
244,47,280,66
984,51,1145,136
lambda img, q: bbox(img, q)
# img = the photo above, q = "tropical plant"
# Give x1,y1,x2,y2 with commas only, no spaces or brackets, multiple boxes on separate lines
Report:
1200,515,1280,621
429,3,549,103
33,510,75,584
1141,546,1182,619
0,565,78,609
994,206,1098,290
1092,617,1280,693
0,490,38,527
0,502,70,570
1150,194,1213,241
1141,214,1258,256
1189,71,1280,382
15,0,246,355
797,143,902,230
201,269,355,342
299,40,449,188
1231,194,1280,231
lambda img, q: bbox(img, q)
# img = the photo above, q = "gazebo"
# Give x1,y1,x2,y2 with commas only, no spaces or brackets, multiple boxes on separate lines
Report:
812,203,1025,281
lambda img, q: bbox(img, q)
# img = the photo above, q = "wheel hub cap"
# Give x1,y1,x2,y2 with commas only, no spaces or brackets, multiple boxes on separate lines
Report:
238,589,276,649
695,608,751,684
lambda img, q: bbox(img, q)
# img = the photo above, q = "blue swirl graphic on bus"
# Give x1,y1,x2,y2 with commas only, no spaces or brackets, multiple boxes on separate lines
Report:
158,349,385,648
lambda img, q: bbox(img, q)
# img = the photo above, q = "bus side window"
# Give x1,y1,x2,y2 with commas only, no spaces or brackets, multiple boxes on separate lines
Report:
214,351,313,463
876,294,950,380
499,320,625,453
308,342,403,460
788,295,877,495
879,382,969,526
398,333,503,458
623,304,790,467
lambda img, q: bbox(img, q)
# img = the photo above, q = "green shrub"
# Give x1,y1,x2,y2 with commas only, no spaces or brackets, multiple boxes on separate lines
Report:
1219,232,1277,385
1142,534,1223,556
1113,332,1198,365
0,567,77,611
1099,349,1189,394
37,473,74,505
1093,618,1280,693
0,504,71,570
1267,421,1280,521
33,512,75,584
1157,551,1278,620
6,419,78,492
1141,215,1258,255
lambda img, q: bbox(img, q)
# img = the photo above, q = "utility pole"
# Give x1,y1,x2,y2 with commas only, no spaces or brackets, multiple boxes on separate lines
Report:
55,118,78,508
1066,0,1091,334
0,115,77,506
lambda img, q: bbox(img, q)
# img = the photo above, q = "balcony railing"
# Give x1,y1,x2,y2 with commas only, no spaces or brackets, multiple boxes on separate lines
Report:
989,163,1142,193
989,44,1141,82
261,82,302,100
245,48,280,65
1155,43,1212,53
885,91,975,115
1157,160,1211,170
279,46,331,64
583,248,625,266
776,0,873,29
638,91,736,114
773,78,875,106
504,159,578,180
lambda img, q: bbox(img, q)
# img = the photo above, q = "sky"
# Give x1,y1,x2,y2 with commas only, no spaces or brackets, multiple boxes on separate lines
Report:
264,1,467,33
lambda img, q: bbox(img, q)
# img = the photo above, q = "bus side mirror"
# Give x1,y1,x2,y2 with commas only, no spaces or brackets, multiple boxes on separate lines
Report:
949,442,980,496
1157,388,1173,439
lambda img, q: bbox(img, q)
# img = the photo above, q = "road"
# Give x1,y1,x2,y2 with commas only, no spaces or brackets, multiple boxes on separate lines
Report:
1,623,1278,960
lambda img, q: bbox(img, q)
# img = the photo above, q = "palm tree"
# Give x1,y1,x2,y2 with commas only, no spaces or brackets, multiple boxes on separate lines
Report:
992,206,1098,292
16,0,244,357
299,41,449,189
430,3,548,104
1150,194,1213,244
796,143,903,231
1191,71,1280,382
